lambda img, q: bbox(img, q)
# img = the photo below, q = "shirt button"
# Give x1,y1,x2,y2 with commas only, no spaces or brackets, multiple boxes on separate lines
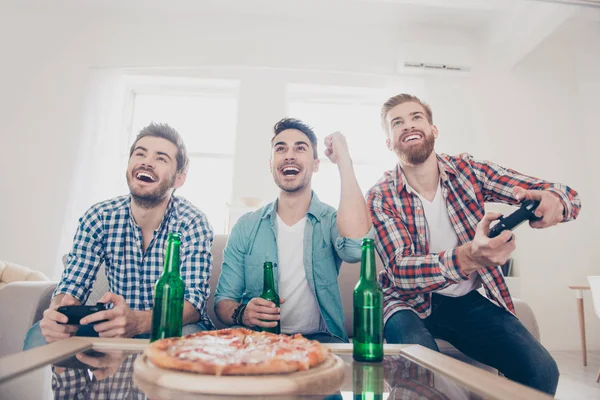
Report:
419,234,425,239
416,206,422,211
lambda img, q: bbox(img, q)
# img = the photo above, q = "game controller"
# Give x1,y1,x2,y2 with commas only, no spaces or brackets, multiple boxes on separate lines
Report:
57,302,108,325
488,199,542,239
53,349,105,370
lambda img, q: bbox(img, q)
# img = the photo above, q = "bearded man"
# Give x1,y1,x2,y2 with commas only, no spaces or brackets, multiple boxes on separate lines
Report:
25,123,214,350
366,94,581,396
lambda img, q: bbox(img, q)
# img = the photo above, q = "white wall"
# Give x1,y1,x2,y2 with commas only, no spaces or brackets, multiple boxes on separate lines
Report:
467,19,600,351
0,6,598,351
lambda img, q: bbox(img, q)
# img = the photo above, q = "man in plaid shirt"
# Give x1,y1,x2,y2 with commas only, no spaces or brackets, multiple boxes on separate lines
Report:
24,123,214,351
367,94,581,396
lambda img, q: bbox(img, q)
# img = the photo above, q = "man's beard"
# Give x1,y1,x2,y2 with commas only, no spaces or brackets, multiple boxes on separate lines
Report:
127,172,176,209
272,165,311,193
394,132,436,165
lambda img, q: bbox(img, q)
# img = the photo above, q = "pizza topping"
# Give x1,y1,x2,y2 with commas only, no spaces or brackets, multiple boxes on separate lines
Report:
146,328,329,375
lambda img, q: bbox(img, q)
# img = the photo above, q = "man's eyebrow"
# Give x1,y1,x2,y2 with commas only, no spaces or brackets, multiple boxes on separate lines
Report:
295,141,309,147
133,146,147,152
156,151,172,161
410,111,425,116
273,141,287,147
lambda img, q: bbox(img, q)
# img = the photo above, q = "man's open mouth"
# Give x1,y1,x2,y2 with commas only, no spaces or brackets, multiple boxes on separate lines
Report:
403,132,423,143
135,171,157,183
280,165,301,176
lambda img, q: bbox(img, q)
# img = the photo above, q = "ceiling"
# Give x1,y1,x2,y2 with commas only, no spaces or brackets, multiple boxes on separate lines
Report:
0,0,522,29
1,0,597,70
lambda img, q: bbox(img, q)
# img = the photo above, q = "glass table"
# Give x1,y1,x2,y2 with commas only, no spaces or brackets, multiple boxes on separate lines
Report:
0,338,551,400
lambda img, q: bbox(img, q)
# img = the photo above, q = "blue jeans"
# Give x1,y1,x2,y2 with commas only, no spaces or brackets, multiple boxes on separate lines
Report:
384,291,559,396
23,321,208,351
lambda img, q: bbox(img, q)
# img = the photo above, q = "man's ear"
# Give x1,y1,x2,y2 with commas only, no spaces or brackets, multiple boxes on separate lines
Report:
386,137,393,152
313,158,320,173
432,125,439,139
173,172,187,189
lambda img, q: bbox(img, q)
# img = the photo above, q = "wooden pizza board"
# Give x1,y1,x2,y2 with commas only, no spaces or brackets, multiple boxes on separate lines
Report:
133,352,345,396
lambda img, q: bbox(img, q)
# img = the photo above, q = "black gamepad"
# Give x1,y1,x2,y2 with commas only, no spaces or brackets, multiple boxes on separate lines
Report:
53,349,106,371
488,199,542,239
57,302,108,325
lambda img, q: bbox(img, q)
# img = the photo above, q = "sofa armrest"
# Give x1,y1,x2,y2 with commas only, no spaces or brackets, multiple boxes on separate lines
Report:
0,281,58,357
513,298,540,341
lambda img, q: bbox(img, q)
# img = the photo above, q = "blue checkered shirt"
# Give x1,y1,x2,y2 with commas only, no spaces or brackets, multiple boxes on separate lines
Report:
54,195,215,330
52,354,143,400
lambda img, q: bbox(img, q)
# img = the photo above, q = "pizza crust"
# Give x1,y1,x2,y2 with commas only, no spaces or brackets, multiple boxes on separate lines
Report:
145,328,330,376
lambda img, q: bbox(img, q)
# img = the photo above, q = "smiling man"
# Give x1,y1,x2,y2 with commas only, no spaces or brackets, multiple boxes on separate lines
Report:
214,118,373,343
367,94,581,395
24,123,214,350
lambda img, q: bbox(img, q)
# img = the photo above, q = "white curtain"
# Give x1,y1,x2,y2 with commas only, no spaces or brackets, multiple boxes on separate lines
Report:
53,68,130,279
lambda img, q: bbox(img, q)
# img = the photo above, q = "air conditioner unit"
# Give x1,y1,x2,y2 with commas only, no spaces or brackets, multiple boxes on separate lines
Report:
396,43,475,76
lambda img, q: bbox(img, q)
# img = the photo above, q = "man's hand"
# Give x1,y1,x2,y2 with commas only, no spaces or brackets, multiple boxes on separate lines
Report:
459,213,516,274
40,295,80,343
242,297,285,328
513,187,564,229
75,351,126,381
324,132,352,166
80,293,140,338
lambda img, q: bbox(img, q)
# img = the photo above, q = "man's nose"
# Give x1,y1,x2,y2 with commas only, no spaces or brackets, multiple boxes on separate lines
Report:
140,161,155,169
284,149,296,160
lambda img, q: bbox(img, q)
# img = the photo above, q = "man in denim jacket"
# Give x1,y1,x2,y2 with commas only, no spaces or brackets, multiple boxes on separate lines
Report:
214,118,373,342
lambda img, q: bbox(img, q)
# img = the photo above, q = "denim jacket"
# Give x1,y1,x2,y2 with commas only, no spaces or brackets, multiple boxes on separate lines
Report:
214,192,374,341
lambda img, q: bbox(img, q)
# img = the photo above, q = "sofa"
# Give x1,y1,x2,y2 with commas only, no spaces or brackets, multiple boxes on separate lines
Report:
0,260,49,290
0,234,540,368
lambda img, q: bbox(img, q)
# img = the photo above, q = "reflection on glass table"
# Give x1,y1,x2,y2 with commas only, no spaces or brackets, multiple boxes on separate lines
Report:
0,340,552,400
37,353,480,400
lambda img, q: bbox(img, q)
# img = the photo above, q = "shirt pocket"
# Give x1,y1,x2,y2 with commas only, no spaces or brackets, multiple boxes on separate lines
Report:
312,246,338,288
243,253,268,297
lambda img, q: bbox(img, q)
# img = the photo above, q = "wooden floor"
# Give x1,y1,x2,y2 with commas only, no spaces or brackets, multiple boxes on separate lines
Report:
552,351,600,400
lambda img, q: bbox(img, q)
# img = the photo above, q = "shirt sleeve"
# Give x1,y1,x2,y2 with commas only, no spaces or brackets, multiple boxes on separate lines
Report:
330,212,376,264
367,188,469,293
54,208,106,304
179,215,214,314
464,154,581,221
214,216,247,305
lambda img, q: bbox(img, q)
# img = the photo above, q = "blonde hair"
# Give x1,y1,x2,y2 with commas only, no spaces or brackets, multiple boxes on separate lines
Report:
380,94,433,134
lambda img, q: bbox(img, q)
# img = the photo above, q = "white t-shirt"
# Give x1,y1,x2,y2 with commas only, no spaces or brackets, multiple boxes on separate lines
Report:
276,215,323,334
414,183,480,297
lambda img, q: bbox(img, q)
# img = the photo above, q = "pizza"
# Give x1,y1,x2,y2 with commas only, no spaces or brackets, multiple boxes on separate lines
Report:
145,328,330,376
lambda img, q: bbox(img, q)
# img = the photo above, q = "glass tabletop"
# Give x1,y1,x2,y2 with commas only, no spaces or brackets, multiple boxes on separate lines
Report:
1,347,484,400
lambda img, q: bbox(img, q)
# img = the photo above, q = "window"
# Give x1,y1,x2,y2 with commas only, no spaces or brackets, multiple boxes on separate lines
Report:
128,80,239,233
287,84,397,207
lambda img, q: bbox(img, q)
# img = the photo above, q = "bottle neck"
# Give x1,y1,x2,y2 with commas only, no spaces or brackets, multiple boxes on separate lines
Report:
263,266,275,291
163,240,181,275
360,245,377,282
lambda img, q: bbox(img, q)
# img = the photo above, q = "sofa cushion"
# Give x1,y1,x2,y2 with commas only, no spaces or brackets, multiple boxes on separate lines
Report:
0,260,49,289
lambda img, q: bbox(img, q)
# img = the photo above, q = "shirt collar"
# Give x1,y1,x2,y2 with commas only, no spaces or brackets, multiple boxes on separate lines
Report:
390,153,457,193
261,191,326,222
127,195,176,231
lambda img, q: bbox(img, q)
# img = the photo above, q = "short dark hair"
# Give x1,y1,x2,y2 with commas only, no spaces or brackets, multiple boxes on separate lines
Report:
381,93,433,134
272,118,318,159
129,123,189,173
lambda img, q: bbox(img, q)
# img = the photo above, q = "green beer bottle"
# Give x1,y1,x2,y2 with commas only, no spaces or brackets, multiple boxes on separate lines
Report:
150,232,185,342
352,362,384,400
260,262,280,334
353,238,383,362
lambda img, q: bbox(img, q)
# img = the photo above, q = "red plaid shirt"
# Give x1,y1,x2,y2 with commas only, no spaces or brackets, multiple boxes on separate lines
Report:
367,153,581,323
